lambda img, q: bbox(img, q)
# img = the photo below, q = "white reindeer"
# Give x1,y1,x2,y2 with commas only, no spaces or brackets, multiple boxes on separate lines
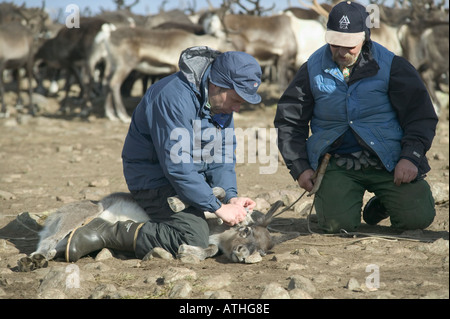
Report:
17,188,298,271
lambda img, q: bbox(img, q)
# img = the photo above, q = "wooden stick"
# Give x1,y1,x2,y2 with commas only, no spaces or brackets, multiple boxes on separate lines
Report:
308,153,331,196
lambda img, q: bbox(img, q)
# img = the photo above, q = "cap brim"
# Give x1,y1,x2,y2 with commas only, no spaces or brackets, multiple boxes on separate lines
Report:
234,85,262,104
325,30,365,47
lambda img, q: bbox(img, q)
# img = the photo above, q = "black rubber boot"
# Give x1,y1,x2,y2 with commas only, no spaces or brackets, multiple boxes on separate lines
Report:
65,218,143,262
363,196,389,226
54,235,69,260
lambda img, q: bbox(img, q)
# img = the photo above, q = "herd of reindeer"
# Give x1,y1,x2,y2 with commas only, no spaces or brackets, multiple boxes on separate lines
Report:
0,0,448,123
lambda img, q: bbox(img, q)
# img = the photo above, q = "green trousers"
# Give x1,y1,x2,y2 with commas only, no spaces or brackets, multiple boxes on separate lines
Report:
314,157,436,233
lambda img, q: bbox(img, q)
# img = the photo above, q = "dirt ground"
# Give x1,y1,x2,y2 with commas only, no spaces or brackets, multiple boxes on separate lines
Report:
0,81,448,301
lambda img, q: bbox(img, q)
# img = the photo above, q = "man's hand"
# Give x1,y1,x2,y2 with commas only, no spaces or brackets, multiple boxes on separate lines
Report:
228,197,256,212
215,203,248,226
297,169,316,192
214,197,255,226
394,158,418,186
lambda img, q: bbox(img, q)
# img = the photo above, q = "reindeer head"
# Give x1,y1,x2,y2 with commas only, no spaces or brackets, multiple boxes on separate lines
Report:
226,225,272,262
222,200,295,263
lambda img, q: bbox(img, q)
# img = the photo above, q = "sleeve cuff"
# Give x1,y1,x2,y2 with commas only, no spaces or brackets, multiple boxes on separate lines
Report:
400,144,424,168
289,158,312,181
210,197,223,212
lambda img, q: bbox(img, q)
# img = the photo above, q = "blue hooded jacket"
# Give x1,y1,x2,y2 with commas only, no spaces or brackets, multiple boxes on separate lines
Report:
122,47,237,213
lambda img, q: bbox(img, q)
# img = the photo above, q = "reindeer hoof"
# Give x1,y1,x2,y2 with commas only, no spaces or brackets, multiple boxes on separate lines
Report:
31,253,49,269
178,243,218,261
177,244,195,256
205,244,219,257
17,256,34,272
79,108,92,119
17,254,48,272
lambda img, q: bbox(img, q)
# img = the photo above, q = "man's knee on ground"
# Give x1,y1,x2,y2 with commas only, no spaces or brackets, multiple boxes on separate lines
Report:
390,209,436,230
318,217,360,233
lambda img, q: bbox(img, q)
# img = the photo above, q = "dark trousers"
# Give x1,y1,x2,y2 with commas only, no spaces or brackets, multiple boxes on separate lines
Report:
131,185,210,258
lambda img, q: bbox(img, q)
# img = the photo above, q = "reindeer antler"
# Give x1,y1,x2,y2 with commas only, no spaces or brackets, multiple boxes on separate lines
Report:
298,0,330,18
232,0,275,16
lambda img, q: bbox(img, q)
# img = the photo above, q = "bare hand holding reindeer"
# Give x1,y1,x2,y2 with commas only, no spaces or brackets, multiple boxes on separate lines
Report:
215,197,256,226
228,197,256,211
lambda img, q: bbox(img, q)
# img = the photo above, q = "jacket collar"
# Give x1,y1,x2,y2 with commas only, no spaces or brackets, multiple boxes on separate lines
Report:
348,41,380,85
321,41,380,85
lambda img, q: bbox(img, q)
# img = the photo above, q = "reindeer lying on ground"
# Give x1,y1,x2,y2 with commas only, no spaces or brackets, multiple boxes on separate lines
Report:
17,188,298,271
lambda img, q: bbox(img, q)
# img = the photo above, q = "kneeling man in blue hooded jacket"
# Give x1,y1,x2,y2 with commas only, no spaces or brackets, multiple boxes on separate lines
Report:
64,47,263,261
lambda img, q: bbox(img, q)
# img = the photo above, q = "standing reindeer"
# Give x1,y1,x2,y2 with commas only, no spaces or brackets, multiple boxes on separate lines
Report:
90,26,234,122
0,2,48,117
0,23,36,116
17,188,298,271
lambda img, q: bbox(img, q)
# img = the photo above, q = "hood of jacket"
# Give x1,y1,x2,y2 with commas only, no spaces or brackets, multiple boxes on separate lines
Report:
179,46,232,128
178,46,222,95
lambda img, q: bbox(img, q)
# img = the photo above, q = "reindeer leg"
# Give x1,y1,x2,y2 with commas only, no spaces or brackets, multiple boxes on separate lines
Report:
0,67,7,116
177,243,219,260
17,253,48,272
168,187,226,212
79,58,99,118
78,64,94,118
111,74,131,123
104,89,118,121
14,69,24,111
108,61,132,123
104,65,131,122
59,69,73,115
26,59,37,116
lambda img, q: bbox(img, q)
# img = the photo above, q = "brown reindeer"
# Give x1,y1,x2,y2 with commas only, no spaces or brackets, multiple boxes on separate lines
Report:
202,8,298,89
33,17,116,116
0,3,47,117
0,23,36,116
398,19,449,115
91,26,234,122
